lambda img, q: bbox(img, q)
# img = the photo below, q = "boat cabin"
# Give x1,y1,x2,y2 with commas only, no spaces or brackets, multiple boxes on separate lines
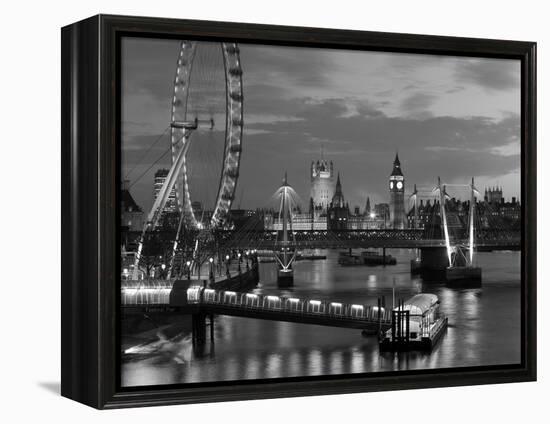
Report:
400,294,440,339
380,293,447,351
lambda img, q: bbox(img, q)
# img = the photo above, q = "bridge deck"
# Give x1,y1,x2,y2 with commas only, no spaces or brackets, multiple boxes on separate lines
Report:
217,229,520,250
124,229,520,251
122,284,391,331
226,239,520,250
199,301,390,330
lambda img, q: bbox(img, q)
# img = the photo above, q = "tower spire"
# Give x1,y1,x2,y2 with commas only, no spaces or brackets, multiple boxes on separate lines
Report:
390,152,403,176
365,196,371,214
332,172,345,207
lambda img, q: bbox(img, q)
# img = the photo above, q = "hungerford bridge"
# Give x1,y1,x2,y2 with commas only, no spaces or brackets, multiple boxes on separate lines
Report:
215,228,520,251
126,226,520,284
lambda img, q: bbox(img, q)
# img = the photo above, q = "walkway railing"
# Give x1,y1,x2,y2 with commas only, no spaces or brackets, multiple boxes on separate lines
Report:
187,286,392,325
121,280,174,305
121,281,391,324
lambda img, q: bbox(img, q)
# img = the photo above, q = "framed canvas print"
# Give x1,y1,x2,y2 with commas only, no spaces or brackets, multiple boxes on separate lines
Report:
61,14,536,409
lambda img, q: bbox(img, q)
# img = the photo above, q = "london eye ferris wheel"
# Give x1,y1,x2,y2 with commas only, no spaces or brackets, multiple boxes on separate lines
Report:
132,41,243,278
170,41,244,229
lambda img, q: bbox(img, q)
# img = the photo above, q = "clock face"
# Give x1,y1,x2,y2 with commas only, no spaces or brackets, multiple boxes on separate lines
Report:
389,181,394,190
396,181,403,190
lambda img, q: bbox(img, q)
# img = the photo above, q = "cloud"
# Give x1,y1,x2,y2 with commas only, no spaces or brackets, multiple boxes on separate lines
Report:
122,121,160,138
384,52,448,73
122,134,170,157
248,96,519,148
122,37,180,102
490,139,521,156
241,45,334,88
401,92,437,115
446,86,465,94
236,96,520,207
454,59,520,91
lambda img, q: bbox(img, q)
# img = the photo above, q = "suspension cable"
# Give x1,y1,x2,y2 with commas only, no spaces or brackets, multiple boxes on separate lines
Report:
124,126,171,180
128,146,172,190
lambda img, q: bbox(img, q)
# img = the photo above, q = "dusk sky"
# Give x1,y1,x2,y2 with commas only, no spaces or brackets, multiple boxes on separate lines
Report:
122,37,521,213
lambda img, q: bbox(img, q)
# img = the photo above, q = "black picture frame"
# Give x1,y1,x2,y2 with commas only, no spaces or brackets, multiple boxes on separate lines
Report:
61,14,537,409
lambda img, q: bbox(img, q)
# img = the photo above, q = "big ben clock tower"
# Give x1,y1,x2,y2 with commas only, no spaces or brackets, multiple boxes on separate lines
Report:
389,153,406,229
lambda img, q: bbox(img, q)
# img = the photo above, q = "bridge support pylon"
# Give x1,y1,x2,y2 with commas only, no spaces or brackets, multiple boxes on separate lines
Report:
277,267,294,287
274,174,296,287
410,247,449,279
210,314,214,341
192,312,207,344
411,246,482,284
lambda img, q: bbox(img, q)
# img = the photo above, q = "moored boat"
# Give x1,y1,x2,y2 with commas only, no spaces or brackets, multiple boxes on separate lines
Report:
338,250,396,266
338,251,362,265
361,250,396,265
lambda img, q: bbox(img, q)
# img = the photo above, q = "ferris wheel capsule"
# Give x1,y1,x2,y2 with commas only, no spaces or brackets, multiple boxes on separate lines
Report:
170,120,198,130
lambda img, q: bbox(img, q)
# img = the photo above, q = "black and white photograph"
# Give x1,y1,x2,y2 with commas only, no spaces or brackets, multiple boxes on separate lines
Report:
120,37,522,387
1,0,545,419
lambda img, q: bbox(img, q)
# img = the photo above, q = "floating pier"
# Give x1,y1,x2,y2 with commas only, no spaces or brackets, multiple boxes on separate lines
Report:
379,293,448,351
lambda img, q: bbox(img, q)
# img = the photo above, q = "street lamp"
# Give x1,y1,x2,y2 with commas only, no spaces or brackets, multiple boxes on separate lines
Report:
186,260,191,280
209,257,214,282
225,254,231,277
237,252,242,273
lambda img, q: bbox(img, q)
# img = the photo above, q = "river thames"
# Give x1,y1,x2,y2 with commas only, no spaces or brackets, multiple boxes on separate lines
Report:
121,249,520,387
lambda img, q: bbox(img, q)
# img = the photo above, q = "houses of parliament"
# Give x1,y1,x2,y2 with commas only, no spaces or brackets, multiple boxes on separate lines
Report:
308,153,405,230
264,152,519,232
266,154,404,231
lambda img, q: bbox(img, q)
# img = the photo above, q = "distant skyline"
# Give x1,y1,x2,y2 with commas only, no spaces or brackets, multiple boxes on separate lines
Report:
122,37,521,213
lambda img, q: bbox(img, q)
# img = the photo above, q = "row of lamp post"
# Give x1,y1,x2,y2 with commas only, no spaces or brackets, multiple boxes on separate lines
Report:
179,249,258,282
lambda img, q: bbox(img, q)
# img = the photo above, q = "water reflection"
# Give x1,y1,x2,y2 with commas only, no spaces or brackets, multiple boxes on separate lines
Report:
366,274,377,288
121,250,521,387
